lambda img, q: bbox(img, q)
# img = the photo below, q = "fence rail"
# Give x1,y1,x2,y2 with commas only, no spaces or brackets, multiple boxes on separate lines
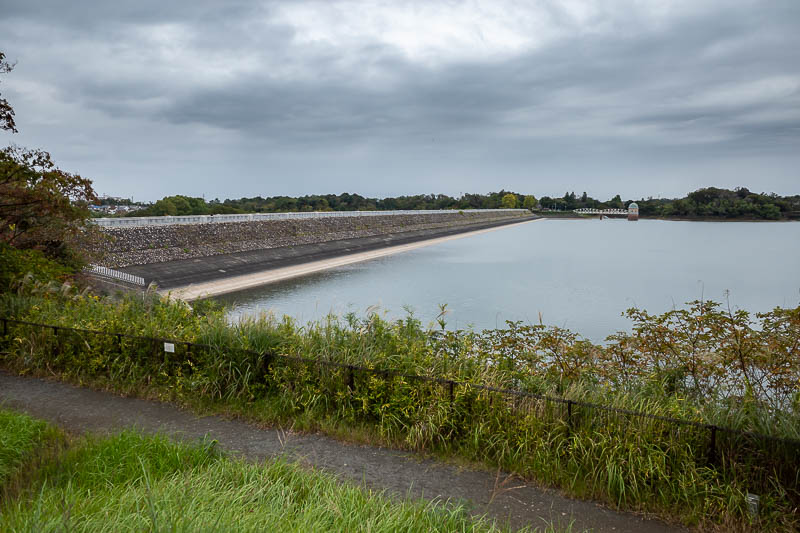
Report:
91,209,530,228
84,265,146,286
3,317,798,452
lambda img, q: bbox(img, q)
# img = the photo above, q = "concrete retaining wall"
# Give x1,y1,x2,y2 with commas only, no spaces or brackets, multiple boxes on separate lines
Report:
98,210,530,268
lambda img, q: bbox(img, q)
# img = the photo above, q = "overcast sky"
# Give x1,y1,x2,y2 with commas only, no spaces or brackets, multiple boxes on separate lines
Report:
2,0,799,202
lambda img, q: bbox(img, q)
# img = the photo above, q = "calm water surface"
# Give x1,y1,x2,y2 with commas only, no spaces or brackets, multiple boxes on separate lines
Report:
218,219,800,341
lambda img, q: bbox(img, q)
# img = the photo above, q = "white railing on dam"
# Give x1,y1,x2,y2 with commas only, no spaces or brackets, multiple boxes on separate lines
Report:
85,265,146,286
573,208,630,215
91,209,530,228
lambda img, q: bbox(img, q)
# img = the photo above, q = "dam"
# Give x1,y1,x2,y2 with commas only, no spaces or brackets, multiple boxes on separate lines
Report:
88,209,535,299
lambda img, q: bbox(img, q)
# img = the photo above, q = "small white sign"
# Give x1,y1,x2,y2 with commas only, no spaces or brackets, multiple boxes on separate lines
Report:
164,342,175,353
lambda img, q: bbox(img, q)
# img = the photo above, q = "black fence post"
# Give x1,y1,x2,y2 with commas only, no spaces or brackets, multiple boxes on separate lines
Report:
185,342,193,371
347,365,355,393
52,326,60,357
2,318,7,337
567,400,574,433
707,425,718,466
448,380,455,405
261,351,273,384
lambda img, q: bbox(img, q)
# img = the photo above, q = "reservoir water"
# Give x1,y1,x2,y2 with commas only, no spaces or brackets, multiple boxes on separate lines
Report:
218,219,800,342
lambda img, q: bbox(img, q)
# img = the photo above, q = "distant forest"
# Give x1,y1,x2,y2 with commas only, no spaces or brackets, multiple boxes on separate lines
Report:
123,187,800,220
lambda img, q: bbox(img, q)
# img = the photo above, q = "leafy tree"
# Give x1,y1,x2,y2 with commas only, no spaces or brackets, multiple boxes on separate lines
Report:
150,197,178,216
0,240,72,287
1,51,98,258
0,145,97,255
688,187,723,205
562,191,578,210
501,193,517,209
522,195,537,210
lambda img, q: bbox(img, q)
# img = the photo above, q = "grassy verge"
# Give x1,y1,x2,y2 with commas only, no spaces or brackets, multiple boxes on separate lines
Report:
0,413,551,532
0,408,65,500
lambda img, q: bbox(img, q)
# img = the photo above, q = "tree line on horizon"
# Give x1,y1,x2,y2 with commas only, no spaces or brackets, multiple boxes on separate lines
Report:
123,187,800,220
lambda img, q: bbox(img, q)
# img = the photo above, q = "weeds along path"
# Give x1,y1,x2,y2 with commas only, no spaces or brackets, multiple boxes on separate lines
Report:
0,371,684,533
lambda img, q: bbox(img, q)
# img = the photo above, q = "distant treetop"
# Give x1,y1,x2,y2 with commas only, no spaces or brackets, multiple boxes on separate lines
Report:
124,188,800,221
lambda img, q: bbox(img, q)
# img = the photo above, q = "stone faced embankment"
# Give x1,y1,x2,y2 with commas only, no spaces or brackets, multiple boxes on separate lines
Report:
98,210,530,268
90,210,535,293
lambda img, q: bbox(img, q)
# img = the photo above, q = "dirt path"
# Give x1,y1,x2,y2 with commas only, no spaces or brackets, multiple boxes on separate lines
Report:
0,372,685,532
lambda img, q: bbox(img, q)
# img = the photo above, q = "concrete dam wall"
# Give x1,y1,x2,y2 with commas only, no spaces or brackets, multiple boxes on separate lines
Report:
93,209,534,293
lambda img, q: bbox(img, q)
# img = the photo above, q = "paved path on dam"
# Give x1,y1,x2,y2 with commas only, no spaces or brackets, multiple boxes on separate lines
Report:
0,371,686,533
120,216,537,297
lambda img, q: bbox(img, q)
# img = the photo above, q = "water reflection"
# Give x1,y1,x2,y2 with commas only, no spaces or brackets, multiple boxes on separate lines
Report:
216,219,800,342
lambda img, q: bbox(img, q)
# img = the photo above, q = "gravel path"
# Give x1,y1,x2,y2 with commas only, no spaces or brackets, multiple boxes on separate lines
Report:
0,372,686,532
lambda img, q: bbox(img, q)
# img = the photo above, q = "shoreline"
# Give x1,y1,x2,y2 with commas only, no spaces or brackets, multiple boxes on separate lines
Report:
643,216,798,222
164,218,540,301
534,212,797,222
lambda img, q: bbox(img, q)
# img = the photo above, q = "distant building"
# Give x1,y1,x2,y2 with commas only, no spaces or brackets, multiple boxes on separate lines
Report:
627,202,639,221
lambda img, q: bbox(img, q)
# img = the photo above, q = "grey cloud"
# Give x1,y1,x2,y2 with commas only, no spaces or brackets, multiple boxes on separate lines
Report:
159,6,796,150
2,0,799,200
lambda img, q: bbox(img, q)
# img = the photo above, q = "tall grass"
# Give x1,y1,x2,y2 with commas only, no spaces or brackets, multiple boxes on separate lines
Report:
1,285,798,529
0,408,63,496
1,429,528,533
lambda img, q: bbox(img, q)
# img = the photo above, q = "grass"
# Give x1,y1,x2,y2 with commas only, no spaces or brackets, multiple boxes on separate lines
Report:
1,285,798,530
0,411,577,533
0,408,64,498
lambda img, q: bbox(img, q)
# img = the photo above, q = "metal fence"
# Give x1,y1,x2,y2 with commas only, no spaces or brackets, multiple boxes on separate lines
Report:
92,209,530,228
84,265,145,286
2,316,798,500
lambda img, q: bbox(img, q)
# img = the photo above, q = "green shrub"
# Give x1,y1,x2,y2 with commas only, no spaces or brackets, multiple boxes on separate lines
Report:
0,242,73,288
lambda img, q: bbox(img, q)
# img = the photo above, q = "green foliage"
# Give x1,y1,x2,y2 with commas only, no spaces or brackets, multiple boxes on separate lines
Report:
2,287,799,528
0,429,515,533
647,187,793,219
0,241,73,288
128,187,798,220
1,51,100,261
523,195,537,210
537,187,799,220
0,409,62,494
128,190,533,216
134,194,242,217
0,145,98,252
501,193,518,209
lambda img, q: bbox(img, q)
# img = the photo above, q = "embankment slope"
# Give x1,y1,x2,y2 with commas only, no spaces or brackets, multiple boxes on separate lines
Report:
94,211,535,294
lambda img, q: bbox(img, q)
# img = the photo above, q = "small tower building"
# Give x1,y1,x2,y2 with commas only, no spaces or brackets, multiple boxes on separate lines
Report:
627,202,639,221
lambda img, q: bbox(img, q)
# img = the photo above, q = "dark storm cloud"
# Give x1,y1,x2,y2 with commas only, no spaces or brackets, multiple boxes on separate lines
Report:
2,0,799,199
